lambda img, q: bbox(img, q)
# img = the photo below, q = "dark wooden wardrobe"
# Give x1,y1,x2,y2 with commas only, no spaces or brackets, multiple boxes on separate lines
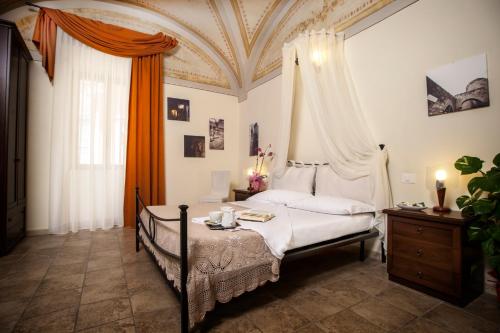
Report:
0,20,31,255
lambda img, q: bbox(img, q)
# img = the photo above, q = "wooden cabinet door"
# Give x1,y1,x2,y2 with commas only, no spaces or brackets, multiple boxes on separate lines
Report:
16,53,28,203
6,44,18,209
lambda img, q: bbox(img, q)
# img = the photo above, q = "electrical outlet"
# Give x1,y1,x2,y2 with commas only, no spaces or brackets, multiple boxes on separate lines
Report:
401,173,417,184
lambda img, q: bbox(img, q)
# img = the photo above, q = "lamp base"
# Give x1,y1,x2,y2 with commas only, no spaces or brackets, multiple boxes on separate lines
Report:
433,206,451,213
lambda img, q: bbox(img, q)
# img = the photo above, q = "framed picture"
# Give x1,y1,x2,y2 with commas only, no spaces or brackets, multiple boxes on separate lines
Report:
167,97,190,121
209,118,224,150
184,135,205,158
426,53,489,117
249,122,259,156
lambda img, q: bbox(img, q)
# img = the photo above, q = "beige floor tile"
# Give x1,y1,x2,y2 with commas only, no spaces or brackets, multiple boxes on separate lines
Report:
465,293,500,325
87,256,123,272
321,279,371,307
129,289,178,315
13,308,77,333
35,273,85,296
85,267,125,286
81,280,129,305
395,317,453,333
0,280,40,302
246,298,310,333
45,262,87,279
375,285,441,316
0,299,28,322
76,298,132,331
23,289,81,319
133,309,180,333
78,317,136,333
423,303,498,333
319,309,387,333
351,297,415,331
278,287,346,321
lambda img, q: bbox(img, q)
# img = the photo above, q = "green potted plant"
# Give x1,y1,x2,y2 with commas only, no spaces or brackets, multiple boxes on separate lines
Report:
454,153,500,301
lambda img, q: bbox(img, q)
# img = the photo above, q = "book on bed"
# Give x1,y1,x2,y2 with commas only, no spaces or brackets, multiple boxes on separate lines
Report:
238,210,275,222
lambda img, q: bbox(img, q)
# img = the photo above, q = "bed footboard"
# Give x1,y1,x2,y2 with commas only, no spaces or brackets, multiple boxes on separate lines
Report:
135,188,189,333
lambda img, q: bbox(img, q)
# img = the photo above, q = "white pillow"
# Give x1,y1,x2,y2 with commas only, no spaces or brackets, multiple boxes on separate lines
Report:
315,166,372,204
271,166,316,194
247,189,313,205
287,195,375,215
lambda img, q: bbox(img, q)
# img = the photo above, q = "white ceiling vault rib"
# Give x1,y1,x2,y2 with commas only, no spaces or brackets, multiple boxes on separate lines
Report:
0,0,409,99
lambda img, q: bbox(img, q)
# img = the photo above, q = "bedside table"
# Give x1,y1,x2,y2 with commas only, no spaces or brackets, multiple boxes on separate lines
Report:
383,208,483,306
233,189,260,201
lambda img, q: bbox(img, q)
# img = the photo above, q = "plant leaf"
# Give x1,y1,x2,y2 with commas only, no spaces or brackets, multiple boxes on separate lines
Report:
493,153,500,167
491,226,500,242
454,156,483,175
489,255,500,272
456,195,471,209
467,177,484,195
482,238,495,256
472,198,495,215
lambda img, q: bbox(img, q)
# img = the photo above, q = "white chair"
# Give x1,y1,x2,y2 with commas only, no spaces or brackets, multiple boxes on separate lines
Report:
199,170,231,203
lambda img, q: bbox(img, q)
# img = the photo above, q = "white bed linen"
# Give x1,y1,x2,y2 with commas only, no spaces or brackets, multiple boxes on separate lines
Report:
233,201,375,257
286,208,375,250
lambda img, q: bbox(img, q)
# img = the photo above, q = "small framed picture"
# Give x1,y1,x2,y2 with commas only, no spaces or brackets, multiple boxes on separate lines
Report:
184,135,205,158
209,118,224,150
167,97,190,121
249,122,259,156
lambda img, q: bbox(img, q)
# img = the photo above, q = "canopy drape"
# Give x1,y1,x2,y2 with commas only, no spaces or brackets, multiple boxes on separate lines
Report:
277,29,392,242
33,8,177,227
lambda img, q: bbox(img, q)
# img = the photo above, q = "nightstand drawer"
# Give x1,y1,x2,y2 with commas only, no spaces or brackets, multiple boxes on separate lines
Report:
392,217,453,247
390,256,457,295
393,235,453,270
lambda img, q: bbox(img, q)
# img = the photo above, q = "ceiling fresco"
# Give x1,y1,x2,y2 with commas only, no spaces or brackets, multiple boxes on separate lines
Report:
0,0,394,97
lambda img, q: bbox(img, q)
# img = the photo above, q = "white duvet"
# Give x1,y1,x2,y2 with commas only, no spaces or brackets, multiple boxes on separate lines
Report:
233,200,376,259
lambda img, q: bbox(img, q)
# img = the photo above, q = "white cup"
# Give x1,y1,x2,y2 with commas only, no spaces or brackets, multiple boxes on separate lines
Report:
208,211,223,224
221,206,235,227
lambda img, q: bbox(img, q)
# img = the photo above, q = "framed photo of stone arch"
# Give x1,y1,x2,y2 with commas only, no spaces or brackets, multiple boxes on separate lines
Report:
426,53,489,117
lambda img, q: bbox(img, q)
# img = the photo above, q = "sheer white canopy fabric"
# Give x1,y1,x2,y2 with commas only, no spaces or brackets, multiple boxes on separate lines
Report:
49,28,132,234
276,29,392,239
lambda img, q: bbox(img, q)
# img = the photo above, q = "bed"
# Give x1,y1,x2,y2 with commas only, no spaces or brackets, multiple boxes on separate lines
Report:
135,164,385,332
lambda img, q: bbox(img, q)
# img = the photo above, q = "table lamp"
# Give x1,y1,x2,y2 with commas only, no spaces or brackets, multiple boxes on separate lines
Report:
433,169,450,213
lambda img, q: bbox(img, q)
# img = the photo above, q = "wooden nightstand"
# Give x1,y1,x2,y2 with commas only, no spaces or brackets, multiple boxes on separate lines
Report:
383,208,483,306
233,189,260,201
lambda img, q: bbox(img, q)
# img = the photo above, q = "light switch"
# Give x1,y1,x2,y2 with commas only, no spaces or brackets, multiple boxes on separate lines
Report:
401,173,417,184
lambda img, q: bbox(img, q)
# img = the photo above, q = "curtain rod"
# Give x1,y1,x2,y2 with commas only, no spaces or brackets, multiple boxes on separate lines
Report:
25,2,42,9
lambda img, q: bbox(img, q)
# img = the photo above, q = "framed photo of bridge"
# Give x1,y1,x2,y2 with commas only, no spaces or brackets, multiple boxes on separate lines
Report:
426,53,489,117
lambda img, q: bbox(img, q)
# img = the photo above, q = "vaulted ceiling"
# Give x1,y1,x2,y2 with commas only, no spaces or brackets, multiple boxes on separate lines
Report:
1,0,393,98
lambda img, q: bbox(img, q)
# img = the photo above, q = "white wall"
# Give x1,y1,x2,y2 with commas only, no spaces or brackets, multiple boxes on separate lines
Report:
345,0,500,209
239,0,500,210
26,62,239,232
164,85,239,206
26,62,53,232
238,76,283,187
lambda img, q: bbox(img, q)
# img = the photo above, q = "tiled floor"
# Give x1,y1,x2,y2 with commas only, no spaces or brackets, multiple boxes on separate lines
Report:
0,228,498,333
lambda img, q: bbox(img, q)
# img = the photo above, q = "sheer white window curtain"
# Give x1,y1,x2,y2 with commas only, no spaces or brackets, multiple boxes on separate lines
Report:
49,28,132,234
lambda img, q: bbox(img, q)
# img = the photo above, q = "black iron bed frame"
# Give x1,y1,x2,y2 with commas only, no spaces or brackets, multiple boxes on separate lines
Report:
135,188,386,333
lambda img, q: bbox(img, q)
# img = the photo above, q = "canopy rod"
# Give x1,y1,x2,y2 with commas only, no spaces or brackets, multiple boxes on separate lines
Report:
25,2,42,9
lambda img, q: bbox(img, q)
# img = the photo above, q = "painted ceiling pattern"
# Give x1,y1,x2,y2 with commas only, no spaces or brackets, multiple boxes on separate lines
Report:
1,0,393,96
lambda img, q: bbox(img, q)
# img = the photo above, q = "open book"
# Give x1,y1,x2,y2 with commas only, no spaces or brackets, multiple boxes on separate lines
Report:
238,210,275,223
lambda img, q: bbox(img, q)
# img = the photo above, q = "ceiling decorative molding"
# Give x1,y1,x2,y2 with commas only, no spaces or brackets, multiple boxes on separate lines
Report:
253,0,393,82
1,0,395,97
230,0,281,57
118,0,242,87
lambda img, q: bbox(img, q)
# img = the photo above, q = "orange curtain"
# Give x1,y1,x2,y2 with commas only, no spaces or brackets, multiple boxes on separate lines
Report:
32,8,177,227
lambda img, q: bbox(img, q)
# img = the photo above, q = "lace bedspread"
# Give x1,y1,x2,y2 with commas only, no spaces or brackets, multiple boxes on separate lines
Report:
139,203,280,327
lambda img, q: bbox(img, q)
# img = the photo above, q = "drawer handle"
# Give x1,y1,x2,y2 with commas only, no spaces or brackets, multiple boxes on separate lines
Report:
416,249,423,257
416,271,423,279
416,227,423,234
